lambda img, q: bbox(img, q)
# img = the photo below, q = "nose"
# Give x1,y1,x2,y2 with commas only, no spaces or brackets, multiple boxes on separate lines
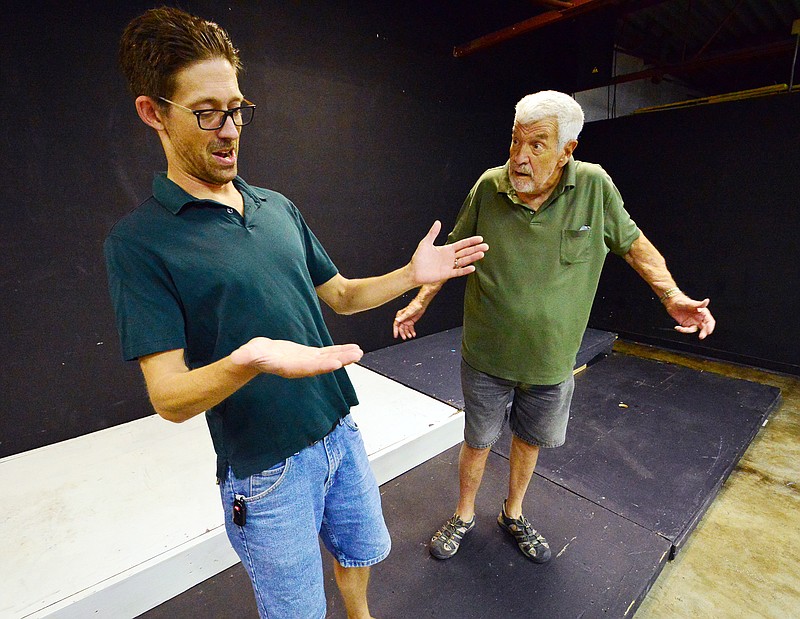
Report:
511,144,530,164
218,113,240,138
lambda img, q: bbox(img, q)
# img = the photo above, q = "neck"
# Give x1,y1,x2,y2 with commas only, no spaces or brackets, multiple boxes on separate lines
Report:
167,169,243,213
516,166,564,209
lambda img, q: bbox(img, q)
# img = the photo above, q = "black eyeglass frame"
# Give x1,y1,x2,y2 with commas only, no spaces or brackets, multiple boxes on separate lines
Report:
158,96,256,130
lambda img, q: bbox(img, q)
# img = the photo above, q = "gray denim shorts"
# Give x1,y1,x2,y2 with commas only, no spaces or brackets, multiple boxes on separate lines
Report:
461,358,575,449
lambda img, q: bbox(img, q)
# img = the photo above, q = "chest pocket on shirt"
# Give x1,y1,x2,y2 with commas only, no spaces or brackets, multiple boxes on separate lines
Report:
560,228,592,265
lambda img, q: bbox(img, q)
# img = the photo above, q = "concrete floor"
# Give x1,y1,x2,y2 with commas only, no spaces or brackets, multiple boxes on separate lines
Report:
615,342,800,619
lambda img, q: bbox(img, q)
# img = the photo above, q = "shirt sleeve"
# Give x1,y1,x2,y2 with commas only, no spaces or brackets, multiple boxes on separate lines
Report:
290,203,339,287
104,233,187,361
447,179,482,244
601,172,641,256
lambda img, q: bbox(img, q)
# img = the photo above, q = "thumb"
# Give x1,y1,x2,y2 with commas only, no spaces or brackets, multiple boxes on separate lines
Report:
697,298,710,309
395,305,415,322
422,220,442,245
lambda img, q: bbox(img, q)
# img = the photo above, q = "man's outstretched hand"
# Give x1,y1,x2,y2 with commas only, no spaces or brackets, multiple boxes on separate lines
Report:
409,220,488,285
230,337,363,378
664,295,716,340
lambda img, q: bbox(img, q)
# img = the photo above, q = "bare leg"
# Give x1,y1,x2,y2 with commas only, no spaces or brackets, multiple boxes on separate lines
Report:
455,443,492,521
505,435,540,518
333,561,374,619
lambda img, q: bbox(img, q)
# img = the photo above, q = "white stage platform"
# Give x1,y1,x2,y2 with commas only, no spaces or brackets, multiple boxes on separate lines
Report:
0,364,464,619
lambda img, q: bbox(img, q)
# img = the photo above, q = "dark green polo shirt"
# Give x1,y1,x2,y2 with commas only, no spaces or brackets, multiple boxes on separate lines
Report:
105,174,358,480
448,159,640,385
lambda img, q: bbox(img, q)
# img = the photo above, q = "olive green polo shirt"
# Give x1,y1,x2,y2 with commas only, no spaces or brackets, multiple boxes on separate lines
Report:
105,174,358,480
448,159,640,385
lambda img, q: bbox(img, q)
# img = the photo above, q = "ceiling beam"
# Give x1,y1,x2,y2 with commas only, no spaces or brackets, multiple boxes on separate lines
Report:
453,0,619,57
596,40,795,90
530,0,574,9
452,0,675,58
691,0,745,60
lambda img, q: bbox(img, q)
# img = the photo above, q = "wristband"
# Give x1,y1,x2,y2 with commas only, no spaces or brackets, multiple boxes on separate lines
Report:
659,287,681,302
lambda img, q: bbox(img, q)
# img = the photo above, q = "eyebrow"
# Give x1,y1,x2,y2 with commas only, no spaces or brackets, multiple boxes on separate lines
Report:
514,130,551,141
187,96,246,108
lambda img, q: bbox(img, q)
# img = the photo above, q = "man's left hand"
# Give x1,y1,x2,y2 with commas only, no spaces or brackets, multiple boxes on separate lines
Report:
665,294,716,339
409,220,488,285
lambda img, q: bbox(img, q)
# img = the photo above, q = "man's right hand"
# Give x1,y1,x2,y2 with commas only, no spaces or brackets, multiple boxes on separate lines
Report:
230,337,363,378
393,298,428,340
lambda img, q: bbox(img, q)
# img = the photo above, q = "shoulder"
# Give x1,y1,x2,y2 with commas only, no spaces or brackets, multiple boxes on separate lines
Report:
468,164,507,196
106,196,166,242
573,159,613,184
478,165,507,184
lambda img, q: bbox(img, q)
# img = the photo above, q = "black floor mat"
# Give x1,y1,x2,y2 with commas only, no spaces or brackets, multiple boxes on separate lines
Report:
360,327,616,408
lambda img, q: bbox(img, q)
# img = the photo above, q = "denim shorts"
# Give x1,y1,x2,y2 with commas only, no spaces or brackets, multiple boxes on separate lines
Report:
219,414,391,619
461,359,575,449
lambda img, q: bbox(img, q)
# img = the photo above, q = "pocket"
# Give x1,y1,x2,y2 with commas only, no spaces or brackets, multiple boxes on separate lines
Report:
244,458,291,502
560,228,592,265
341,414,359,432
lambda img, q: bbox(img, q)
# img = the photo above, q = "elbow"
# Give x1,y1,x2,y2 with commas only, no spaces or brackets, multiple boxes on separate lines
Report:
334,303,359,316
157,410,191,424
150,398,197,423
326,287,358,315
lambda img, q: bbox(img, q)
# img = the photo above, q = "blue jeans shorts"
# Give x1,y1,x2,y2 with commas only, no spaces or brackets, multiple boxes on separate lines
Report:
461,359,575,449
219,414,391,619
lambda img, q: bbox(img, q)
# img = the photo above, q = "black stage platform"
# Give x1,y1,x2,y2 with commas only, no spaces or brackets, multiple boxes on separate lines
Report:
142,329,781,618
361,327,617,408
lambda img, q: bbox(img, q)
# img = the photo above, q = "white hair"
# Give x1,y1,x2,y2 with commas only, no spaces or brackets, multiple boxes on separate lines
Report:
514,91,585,150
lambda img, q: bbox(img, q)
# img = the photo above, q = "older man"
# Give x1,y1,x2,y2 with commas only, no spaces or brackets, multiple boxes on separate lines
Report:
106,7,487,619
394,90,715,564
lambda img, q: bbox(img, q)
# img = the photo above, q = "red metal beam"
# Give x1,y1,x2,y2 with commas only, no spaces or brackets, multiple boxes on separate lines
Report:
453,0,619,57
692,0,745,60
602,40,795,89
530,0,574,9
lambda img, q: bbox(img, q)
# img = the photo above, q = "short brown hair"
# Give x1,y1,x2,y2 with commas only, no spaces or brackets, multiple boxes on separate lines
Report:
119,6,242,100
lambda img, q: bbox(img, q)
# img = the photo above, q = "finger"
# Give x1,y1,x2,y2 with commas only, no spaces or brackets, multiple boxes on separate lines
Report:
674,325,699,334
450,235,485,252
321,344,363,364
320,343,362,355
311,359,345,375
699,313,716,339
399,323,416,340
454,242,489,258
454,251,485,267
423,220,442,245
451,265,476,277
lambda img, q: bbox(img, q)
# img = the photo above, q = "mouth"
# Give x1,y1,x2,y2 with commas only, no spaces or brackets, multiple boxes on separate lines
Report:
211,145,237,166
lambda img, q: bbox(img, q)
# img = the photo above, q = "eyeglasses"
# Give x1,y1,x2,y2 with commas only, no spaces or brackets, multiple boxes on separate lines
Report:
158,97,256,130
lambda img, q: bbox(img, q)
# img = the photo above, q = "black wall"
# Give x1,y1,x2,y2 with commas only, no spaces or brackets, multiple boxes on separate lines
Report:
580,94,800,375
0,1,561,457
2,1,797,459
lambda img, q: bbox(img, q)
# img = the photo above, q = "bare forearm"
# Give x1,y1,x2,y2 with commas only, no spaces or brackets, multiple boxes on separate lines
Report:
142,355,259,423
623,232,679,298
321,220,486,315
319,266,417,315
414,281,444,308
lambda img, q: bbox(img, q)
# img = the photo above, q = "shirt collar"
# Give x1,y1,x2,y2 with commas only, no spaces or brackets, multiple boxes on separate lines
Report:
152,173,262,214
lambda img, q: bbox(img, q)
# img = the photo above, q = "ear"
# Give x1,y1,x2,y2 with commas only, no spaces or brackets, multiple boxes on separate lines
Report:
135,95,166,131
559,139,578,166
